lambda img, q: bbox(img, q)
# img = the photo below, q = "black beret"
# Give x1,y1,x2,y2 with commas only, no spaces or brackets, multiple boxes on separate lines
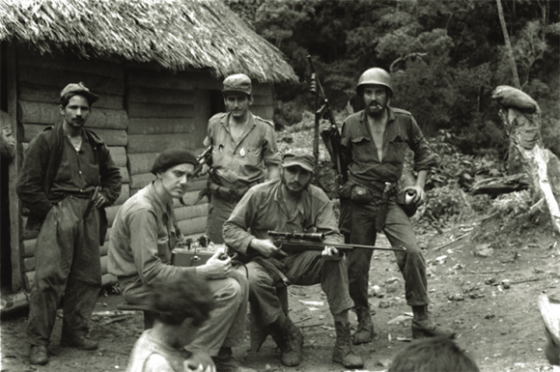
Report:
151,148,198,175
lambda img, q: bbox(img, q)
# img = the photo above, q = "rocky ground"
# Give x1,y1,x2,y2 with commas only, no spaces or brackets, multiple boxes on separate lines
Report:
1,212,559,372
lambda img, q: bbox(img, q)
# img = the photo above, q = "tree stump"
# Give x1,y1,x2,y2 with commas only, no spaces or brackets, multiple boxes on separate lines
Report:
492,85,560,234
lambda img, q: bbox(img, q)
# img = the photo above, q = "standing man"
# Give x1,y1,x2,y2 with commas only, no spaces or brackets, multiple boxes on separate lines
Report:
109,148,255,372
223,151,364,369
17,83,122,365
204,73,281,244
340,68,454,344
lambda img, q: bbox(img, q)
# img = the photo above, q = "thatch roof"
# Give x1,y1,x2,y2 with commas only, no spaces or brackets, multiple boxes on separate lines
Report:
0,0,297,83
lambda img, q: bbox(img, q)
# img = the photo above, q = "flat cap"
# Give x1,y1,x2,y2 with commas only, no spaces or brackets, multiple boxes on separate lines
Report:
223,73,252,96
151,148,198,175
60,82,99,104
283,151,315,173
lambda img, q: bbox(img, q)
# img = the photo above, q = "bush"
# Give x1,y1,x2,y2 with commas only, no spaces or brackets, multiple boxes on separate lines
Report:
273,100,303,131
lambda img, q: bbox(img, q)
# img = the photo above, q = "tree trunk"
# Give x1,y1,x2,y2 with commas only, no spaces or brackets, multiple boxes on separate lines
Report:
492,86,560,234
496,0,521,89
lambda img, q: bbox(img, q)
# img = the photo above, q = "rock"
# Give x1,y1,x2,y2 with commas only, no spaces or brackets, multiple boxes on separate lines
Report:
501,279,511,289
385,277,400,284
379,300,391,308
485,277,497,285
476,247,494,258
448,294,465,301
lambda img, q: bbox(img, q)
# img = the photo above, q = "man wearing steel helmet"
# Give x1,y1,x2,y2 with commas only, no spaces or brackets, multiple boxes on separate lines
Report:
223,151,364,369
109,148,255,372
340,68,454,344
17,83,122,365
204,73,281,244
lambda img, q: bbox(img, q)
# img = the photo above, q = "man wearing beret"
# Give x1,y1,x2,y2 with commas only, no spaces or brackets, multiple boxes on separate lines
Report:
204,73,281,244
109,149,255,372
223,151,364,369
17,83,122,365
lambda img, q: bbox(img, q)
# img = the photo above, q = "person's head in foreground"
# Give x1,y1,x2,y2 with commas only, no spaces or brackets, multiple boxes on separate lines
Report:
151,148,198,202
281,151,315,196
388,336,480,372
538,294,560,366
150,271,214,347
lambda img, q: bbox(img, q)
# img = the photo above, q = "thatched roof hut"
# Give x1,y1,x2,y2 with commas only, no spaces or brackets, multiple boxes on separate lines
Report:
0,0,297,312
0,0,297,82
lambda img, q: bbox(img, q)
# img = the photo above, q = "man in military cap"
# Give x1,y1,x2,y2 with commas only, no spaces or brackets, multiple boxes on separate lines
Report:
17,83,122,365
340,68,453,344
223,151,364,369
204,73,281,244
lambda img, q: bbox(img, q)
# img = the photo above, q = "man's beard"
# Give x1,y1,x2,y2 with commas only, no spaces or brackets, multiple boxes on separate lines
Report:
282,175,311,195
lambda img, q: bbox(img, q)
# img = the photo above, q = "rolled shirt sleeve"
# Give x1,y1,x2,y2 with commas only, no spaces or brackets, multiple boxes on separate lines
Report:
223,189,258,255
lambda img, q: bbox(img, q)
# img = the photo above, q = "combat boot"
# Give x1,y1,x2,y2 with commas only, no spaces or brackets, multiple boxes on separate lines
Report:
269,313,303,366
332,312,364,368
29,345,49,365
411,305,455,339
352,306,376,345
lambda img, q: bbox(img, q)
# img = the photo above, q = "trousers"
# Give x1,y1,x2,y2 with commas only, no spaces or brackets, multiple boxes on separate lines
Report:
206,195,237,244
27,197,101,346
347,200,429,313
121,268,249,357
245,251,354,328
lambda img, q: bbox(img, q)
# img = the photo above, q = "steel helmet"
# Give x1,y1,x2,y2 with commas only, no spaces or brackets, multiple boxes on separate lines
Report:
356,68,393,97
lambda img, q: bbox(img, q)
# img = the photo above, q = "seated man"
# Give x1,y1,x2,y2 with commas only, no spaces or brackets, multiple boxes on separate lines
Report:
126,270,214,372
109,148,254,372
223,151,363,369
388,336,479,372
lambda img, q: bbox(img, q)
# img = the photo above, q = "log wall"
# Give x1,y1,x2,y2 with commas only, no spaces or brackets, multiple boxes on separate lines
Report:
14,51,276,291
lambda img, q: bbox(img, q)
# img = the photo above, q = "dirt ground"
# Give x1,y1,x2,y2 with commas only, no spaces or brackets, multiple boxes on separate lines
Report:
1,214,559,372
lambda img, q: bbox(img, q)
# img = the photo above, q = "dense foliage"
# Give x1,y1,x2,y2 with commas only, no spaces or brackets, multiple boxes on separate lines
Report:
226,0,560,156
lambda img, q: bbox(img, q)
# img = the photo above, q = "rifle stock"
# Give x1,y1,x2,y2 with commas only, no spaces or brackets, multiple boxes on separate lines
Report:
268,231,405,253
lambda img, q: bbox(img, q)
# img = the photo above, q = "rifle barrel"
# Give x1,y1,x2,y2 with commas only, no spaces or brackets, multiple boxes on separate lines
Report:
278,240,405,252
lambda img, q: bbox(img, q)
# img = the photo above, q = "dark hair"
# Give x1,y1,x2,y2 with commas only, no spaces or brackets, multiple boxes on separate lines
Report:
388,336,480,372
60,93,94,109
150,271,214,326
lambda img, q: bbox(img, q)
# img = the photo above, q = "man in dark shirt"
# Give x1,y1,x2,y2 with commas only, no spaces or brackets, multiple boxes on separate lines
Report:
17,83,122,365
223,152,363,369
340,68,453,344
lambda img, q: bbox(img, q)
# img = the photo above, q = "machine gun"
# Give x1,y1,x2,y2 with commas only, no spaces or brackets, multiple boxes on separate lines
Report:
268,231,406,254
183,146,214,206
307,55,348,184
192,146,213,178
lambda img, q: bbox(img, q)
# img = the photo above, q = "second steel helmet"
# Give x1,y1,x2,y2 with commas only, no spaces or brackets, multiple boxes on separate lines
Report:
356,68,393,97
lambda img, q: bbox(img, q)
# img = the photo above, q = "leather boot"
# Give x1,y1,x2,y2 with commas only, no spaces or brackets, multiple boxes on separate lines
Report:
411,305,455,339
268,313,303,366
332,312,364,368
29,345,49,365
352,307,376,345
60,335,98,350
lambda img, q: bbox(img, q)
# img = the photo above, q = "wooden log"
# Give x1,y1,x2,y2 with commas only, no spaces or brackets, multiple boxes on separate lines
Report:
114,184,131,206
128,133,195,154
177,216,207,236
119,166,130,184
130,173,156,190
128,118,194,135
7,44,23,291
24,271,117,291
129,153,158,175
108,146,127,168
18,64,125,96
17,47,124,80
19,83,124,110
128,103,194,119
23,124,127,146
126,68,196,91
174,204,209,221
23,238,35,258
19,101,128,129
128,86,194,105
24,256,35,272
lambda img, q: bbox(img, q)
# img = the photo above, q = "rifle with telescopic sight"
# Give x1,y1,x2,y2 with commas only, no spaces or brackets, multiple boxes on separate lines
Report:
268,231,406,254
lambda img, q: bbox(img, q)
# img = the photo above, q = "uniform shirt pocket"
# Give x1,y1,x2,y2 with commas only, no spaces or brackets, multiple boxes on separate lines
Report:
350,136,373,162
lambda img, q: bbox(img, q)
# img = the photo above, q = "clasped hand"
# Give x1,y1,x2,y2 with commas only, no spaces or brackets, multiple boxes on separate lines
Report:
403,185,425,206
198,250,231,279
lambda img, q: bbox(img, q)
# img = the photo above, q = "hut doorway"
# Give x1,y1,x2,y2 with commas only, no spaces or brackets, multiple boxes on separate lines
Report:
209,90,225,117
